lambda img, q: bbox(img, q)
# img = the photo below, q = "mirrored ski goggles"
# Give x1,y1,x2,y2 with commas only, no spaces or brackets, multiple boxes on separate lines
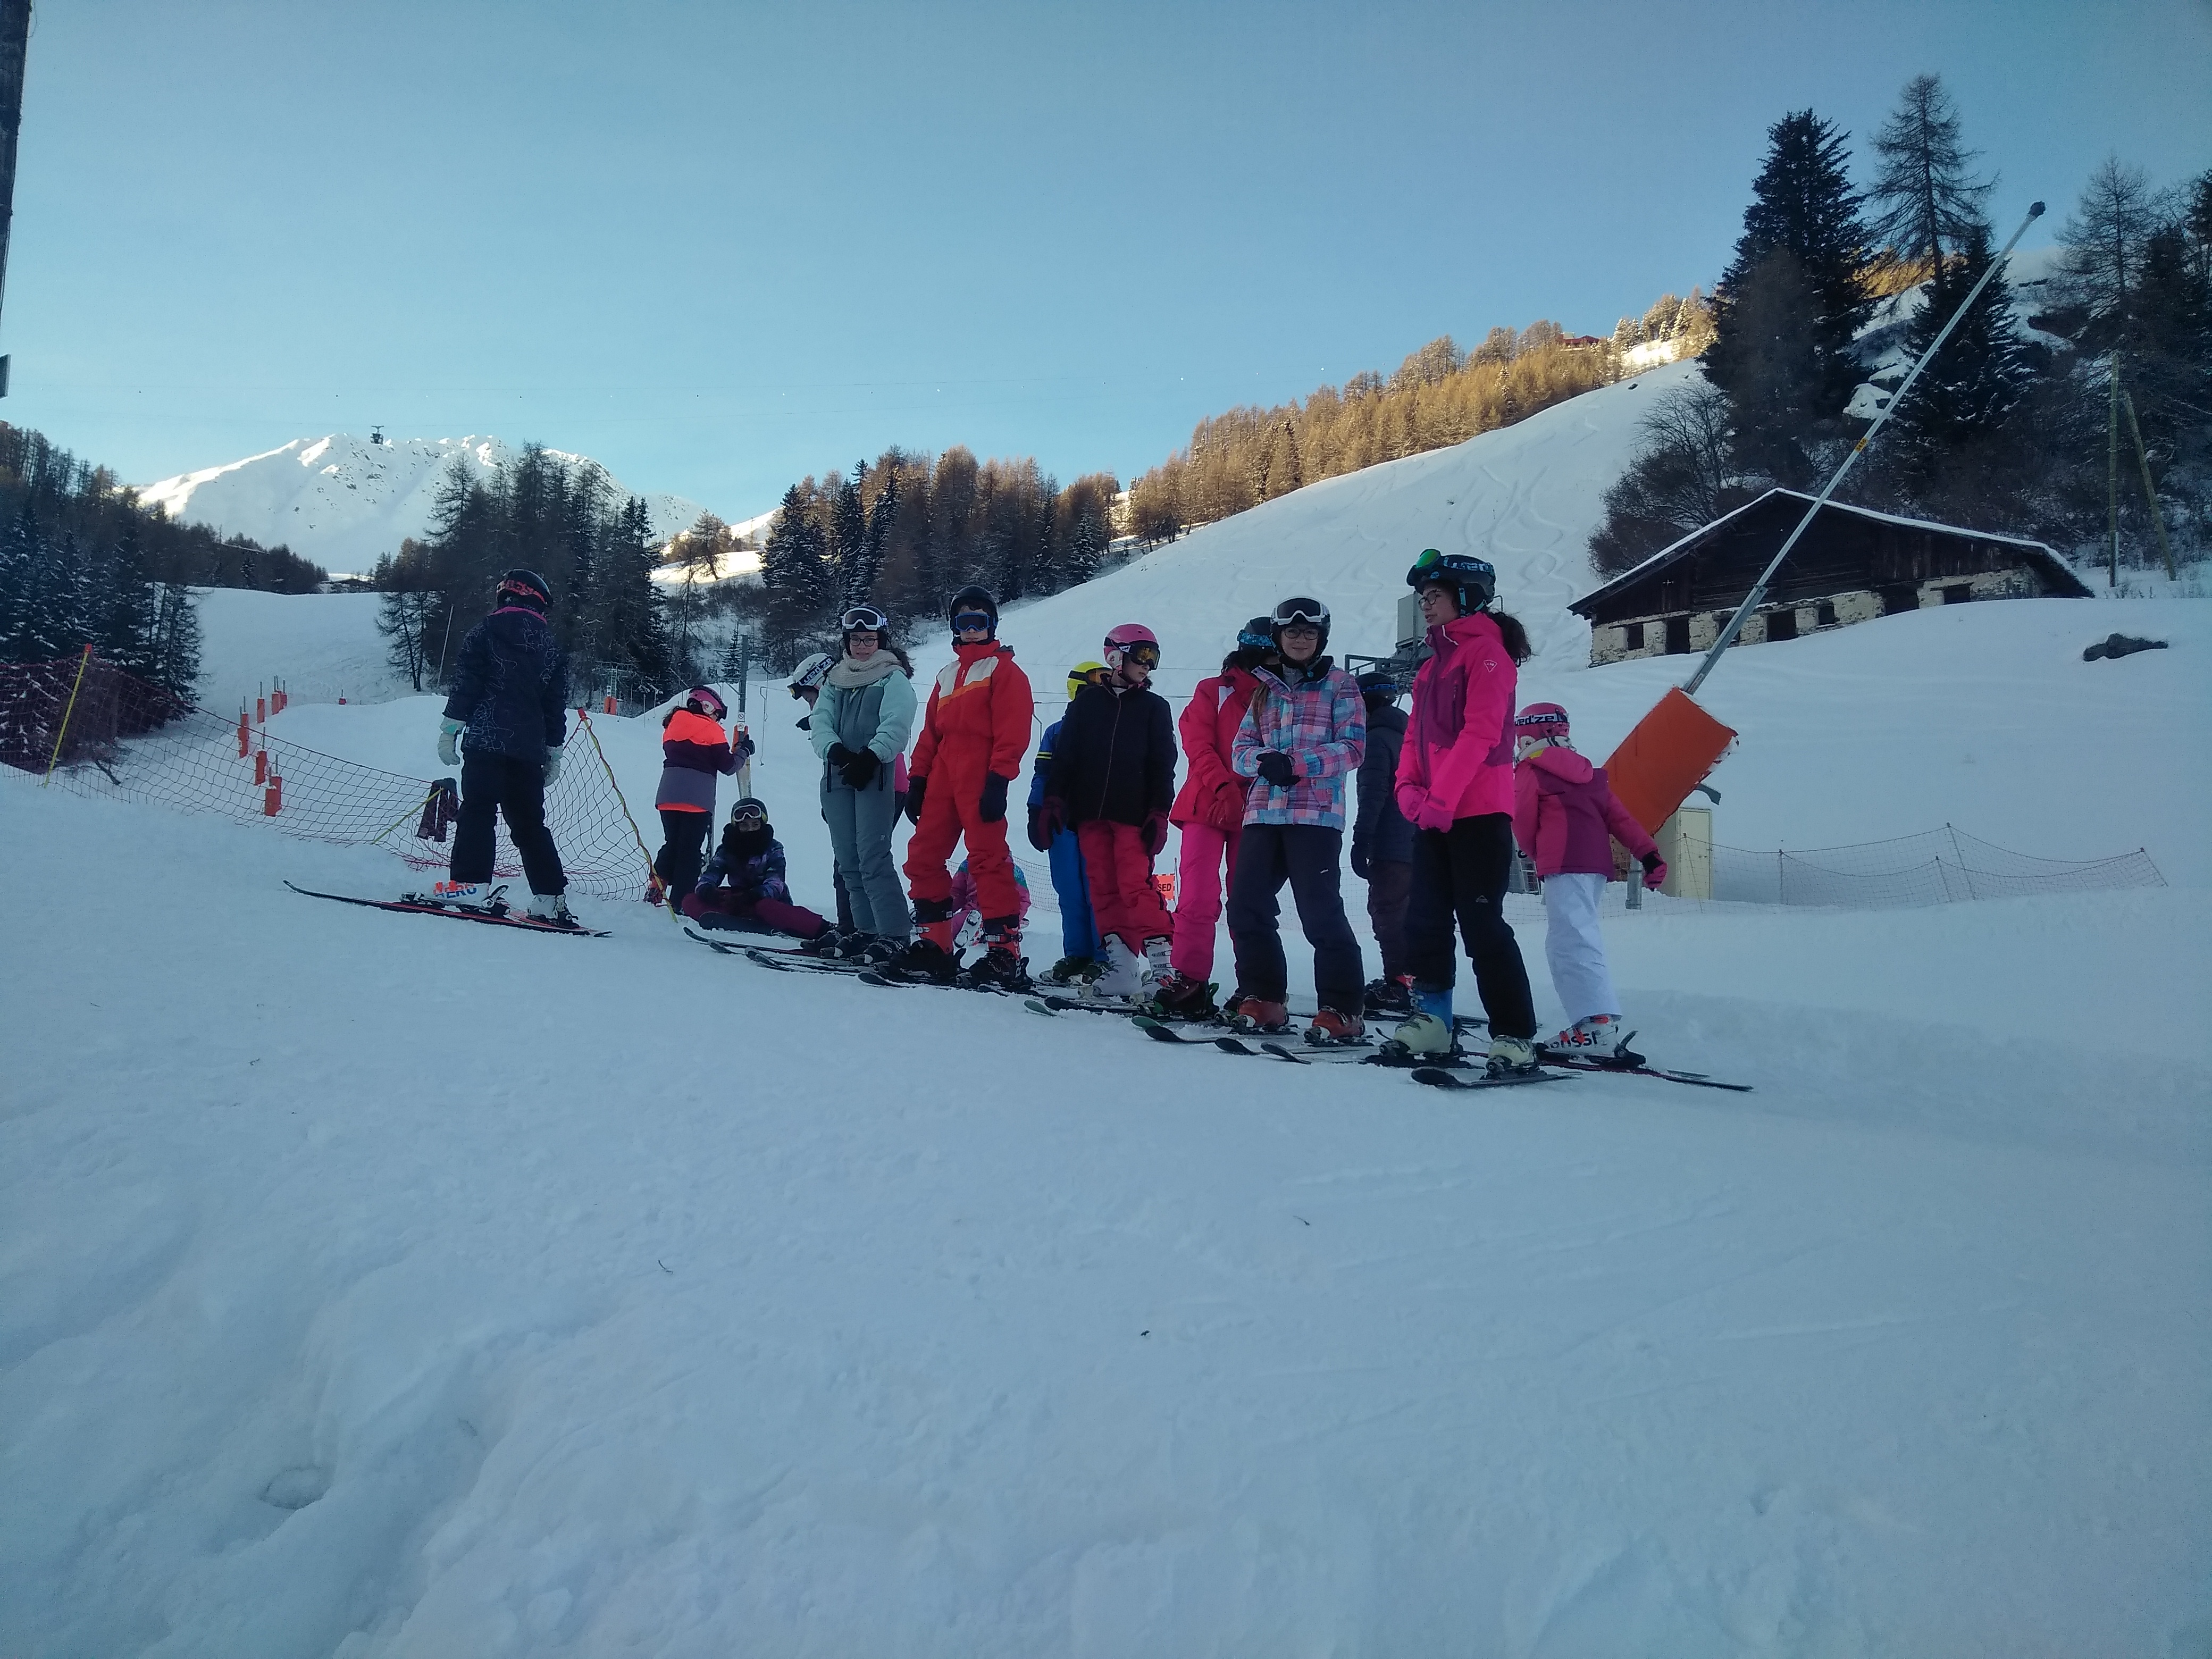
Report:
1272,597,1329,629
1113,641,1161,669
951,611,994,633
840,605,888,633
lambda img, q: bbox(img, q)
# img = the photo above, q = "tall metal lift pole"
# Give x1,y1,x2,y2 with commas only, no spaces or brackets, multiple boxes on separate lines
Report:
0,0,32,397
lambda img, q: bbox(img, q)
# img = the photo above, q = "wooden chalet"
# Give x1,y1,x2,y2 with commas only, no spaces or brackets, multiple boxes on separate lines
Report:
1570,489,2092,666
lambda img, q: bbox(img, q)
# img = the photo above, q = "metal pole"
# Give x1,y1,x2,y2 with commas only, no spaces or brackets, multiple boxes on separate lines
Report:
2107,351,2121,587
2119,381,2177,581
0,0,31,395
41,643,93,783
1682,200,2046,696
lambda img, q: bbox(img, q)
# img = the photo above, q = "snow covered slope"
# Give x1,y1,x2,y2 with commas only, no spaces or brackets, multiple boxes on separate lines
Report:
137,434,725,574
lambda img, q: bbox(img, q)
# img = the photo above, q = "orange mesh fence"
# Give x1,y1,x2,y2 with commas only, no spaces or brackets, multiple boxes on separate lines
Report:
2,655,652,900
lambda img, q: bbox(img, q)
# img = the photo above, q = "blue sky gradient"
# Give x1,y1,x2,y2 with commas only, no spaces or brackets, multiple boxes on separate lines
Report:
7,0,2208,517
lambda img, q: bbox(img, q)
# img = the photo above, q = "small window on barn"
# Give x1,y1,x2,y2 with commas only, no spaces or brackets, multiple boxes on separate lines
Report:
1664,615,1691,655
1816,600,1837,627
1881,585,1920,616
1623,621,1645,650
1942,583,1972,605
1766,609,1797,642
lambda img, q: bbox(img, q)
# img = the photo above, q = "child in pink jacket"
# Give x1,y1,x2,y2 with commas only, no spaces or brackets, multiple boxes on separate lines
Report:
1511,702,1668,1059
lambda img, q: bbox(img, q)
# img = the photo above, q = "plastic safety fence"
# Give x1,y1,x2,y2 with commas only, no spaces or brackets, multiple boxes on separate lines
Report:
2,655,652,901
1706,826,2165,909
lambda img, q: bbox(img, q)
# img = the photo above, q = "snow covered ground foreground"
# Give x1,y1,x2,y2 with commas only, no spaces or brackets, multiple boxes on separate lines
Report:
4,768,2209,1654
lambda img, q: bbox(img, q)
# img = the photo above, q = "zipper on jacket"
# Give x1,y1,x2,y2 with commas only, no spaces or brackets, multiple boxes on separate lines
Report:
1095,693,1122,818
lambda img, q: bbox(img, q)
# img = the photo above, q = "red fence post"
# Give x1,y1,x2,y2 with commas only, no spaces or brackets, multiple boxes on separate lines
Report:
238,707,250,758
254,749,267,784
256,695,266,725
264,774,282,816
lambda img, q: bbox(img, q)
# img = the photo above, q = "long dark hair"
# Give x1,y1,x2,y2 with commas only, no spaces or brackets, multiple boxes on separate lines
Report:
1490,606,1532,665
1222,643,1273,676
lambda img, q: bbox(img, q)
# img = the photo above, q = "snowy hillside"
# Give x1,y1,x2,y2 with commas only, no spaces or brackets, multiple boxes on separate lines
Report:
136,434,731,574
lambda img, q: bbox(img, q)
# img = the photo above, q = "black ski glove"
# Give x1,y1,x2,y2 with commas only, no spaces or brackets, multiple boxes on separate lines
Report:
840,748,880,789
979,772,1010,823
826,742,854,767
1350,844,1370,879
1255,750,1297,788
903,775,927,824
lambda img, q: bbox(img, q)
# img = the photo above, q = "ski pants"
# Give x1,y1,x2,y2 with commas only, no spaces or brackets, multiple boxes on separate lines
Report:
822,776,911,941
681,886,827,940
1048,827,1100,961
904,768,1023,934
1364,857,1413,982
654,808,711,906
1227,822,1364,1013
1077,820,1173,953
453,751,565,894
1540,871,1620,1026
1170,820,1239,982
1405,814,1536,1040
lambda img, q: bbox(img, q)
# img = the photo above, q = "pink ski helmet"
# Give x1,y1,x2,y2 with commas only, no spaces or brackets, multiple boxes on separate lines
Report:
1103,622,1161,673
685,685,729,720
1513,702,1570,738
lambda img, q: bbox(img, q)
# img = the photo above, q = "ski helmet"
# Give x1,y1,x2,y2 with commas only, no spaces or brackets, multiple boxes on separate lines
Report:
1405,548,1496,616
1270,595,1331,654
684,685,728,720
1066,660,1106,700
1103,622,1161,673
787,652,833,696
947,585,999,639
497,568,552,611
1513,702,1570,738
1356,670,1403,707
1235,615,1276,655
839,603,889,642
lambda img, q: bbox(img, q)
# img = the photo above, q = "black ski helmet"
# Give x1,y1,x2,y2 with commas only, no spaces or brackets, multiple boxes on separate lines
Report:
947,585,999,639
1236,615,1276,654
1270,595,1331,655
1405,548,1495,616
498,568,552,612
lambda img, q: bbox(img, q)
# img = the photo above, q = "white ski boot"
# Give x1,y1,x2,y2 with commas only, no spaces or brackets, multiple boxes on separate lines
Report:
1092,936,1145,999
1382,1012,1456,1060
526,891,573,924
1544,1013,1632,1061
1141,935,1173,987
1485,1034,1542,1079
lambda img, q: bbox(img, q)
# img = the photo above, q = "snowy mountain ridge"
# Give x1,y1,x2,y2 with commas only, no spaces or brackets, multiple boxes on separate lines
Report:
135,434,739,576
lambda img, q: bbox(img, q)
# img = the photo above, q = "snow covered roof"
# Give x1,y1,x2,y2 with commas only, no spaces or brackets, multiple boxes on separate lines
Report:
1570,488,2084,616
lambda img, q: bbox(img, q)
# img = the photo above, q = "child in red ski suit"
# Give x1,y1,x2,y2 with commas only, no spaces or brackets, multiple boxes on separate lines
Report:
1511,701,1667,1058
894,585,1034,986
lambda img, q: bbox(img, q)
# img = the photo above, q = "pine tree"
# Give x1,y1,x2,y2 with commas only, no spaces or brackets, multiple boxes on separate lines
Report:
1884,221,2032,486
1866,73,1993,270
1706,110,1874,476
97,521,160,677
2059,157,2158,338
0,495,34,658
149,581,202,701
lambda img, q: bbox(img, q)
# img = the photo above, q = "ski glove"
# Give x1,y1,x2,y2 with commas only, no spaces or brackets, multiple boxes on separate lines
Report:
903,775,927,824
1254,750,1297,788
826,742,854,768
979,772,1010,823
1140,811,1169,858
1640,852,1669,891
1026,803,1054,852
839,748,879,789
1350,844,1370,880
542,749,563,786
437,718,463,768
734,733,756,764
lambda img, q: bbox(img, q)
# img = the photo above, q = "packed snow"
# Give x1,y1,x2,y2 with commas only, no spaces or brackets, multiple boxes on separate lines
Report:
136,433,732,573
8,365,2210,1655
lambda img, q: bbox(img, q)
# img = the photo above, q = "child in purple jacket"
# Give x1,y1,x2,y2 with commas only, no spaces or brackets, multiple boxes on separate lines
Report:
1511,702,1667,1060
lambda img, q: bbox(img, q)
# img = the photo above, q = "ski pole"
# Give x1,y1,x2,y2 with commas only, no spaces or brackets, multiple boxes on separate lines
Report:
1682,199,2045,697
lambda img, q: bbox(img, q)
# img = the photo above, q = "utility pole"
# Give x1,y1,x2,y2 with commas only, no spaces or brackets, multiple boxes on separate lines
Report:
2107,350,2121,588
2119,379,2177,581
0,0,32,398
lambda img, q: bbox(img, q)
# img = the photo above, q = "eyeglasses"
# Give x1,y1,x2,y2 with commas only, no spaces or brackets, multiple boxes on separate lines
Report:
840,605,888,633
1272,597,1329,627
1117,641,1161,669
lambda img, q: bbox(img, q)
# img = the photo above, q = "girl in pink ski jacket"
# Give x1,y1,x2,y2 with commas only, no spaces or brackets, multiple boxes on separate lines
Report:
1510,701,1668,1060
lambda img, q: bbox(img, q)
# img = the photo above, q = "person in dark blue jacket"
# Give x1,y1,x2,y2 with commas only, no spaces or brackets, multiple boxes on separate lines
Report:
436,568,573,922
1352,671,1415,1016
1026,662,1105,983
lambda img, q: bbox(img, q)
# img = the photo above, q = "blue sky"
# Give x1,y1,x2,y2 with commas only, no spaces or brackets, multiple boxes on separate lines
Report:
7,0,2208,517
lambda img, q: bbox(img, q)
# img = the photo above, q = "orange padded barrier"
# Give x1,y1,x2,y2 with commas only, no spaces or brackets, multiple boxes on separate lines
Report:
1601,688,1737,834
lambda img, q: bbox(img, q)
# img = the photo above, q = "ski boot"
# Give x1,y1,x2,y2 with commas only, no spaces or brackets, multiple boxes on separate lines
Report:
526,891,574,925
961,945,1031,993
1362,975,1414,1020
795,927,850,959
1485,1034,1543,1079
1306,1008,1367,1047
1092,937,1145,999
1542,1014,1635,1063
848,935,903,967
1141,970,1218,1023
1225,996,1293,1036
1141,935,1174,985
883,935,960,985
1042,954,1101,987
1378,982,1458,1063
425,879,502,910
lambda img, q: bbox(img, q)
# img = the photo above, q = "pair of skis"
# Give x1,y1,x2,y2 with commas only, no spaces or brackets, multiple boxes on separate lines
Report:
284,882,608,936
1117,1013,1561,1091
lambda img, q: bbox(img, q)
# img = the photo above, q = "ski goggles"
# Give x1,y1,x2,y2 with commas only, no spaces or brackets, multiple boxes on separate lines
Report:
1272,597,1329,630
1406,547,1496,594
728,798,767,826
1113,640,1161,669
839,605,889,634
951,611,994,634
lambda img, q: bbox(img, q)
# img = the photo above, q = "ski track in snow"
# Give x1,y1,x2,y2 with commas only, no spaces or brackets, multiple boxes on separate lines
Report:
7,362,2211,1655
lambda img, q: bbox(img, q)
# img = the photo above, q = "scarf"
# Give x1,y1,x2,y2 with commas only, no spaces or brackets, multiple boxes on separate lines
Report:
827,651,902,690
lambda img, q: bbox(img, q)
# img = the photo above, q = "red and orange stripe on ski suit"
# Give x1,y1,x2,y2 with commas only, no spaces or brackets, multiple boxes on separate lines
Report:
903,639,1033,925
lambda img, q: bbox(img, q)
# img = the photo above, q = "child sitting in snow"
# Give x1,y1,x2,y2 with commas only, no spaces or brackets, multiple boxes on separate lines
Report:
1511,702,1667,1060
682,798,830,941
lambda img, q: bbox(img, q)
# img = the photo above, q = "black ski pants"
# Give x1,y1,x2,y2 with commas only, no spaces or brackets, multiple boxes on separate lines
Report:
655,809,711,906
1405,813,1536,1038
1227,822,1364,1013
1364,857,1413,982
453,752,566,895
